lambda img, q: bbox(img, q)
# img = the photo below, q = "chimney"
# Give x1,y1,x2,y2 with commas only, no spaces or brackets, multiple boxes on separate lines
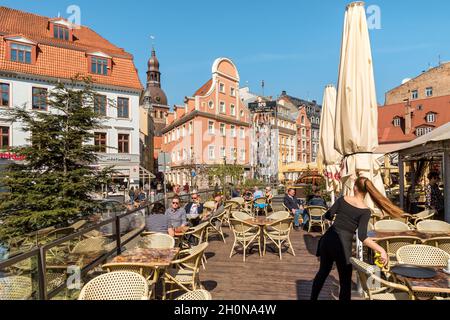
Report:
281,90,287,96
404,101,413,134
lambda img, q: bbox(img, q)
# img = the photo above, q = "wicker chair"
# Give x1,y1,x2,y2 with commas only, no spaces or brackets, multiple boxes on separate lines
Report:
231,211,253,222
370,208,385,225
229,218,261,262
0,276,32,300
350,258,413,300
375,236,423,269
306,206,327,234
230,197,245,206
263,217,295,260
417,220,450,234
181,221,209,270
396,245,450,267
163,242,209,298
225,200,241,211
139,233,175,249
78,271,149,300
175,289,212,300
423,237,450,255
70,220,87,231
282,203,291,213
267,211,290,221
403,210,436,228
71,236,109,255
253,197,268,216
374,220,410,232
205,207,229,243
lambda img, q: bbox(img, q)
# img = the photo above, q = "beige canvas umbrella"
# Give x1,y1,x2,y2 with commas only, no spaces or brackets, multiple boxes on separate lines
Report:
317,84,342,204
334,1,386,210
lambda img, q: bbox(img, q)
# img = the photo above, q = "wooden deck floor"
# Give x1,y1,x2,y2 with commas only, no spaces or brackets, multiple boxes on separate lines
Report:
200,225,362,300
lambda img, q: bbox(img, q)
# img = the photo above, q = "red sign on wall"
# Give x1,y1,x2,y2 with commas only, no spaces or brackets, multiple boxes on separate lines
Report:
0,152,26,161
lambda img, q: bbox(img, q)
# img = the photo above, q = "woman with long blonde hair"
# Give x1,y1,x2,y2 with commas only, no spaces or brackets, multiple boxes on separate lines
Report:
311,176,404,300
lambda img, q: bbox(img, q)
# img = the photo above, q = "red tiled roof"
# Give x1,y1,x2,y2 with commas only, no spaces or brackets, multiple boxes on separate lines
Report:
378,95,450,144
0,6,142,90
193,79,212,96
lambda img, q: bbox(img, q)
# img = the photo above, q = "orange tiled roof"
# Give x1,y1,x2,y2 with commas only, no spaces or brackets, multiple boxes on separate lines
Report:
378,94,450,144
0,6,142,90
193,79,212,96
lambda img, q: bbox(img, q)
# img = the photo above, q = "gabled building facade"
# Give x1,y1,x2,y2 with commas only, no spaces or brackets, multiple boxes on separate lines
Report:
161,58,252,188
0,6,143,188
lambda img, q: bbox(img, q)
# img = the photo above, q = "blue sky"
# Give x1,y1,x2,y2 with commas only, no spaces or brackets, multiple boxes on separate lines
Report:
2,0,450,105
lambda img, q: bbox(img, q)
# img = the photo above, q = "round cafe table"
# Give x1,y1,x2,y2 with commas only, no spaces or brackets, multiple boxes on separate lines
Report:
245,216,275,257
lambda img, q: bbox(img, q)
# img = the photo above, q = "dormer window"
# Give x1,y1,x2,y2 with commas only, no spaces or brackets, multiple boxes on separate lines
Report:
393,117,401,127
49,19,73,41
88,52,112,76
54,24,70,40
426,112,436,123
5,36,38,65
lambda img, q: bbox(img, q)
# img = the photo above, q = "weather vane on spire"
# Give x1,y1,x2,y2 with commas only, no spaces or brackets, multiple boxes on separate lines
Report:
150,35,156,50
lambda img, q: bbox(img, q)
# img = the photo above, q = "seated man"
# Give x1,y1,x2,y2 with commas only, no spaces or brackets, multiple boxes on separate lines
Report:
202,193,224,221
185,193,204,226
145,210,175,236
284,188,306,231
308,191,328,208
165,196,188,229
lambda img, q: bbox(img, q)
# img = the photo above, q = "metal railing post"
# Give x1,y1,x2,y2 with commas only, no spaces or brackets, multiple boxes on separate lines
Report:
115,215,122,256
37,247,47,300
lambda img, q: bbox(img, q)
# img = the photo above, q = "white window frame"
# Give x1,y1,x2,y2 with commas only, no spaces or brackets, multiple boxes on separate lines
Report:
208,121,215,135
230,147,237,160
426,87,433,97
220,146,226,158
219,83,225,93
220,101,226,113
220,123,226,136
412,90,418,100
393,117,401,127
426,113,436,123
230,87,236,97
208,101,214,109
208,145,215,160
230,125,236,138
240,127,245,139
189,121,193,135
230,104,236,116
240,149,245,161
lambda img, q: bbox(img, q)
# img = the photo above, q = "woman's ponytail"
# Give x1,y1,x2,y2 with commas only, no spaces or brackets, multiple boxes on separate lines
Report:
356,177,404,219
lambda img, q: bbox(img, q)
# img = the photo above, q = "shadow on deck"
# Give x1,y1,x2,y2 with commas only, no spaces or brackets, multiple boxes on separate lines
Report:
200,226,361,300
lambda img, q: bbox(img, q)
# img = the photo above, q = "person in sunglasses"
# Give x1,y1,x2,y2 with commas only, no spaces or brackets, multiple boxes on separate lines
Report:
185,193,204,226
165,196,187,228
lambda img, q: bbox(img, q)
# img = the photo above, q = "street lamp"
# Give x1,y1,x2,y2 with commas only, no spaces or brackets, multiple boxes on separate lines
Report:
124,178,129,203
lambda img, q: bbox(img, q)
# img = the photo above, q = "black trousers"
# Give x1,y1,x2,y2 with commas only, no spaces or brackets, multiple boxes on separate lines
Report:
311,229,353,301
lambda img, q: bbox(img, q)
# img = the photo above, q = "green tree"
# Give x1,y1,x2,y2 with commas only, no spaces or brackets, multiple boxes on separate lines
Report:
206,164,245,198
0,77,113,239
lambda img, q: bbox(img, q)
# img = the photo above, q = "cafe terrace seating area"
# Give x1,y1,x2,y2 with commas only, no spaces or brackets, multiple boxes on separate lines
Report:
1,193,449,301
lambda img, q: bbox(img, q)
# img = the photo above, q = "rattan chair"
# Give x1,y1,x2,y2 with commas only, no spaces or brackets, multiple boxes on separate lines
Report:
70,220,87,231
78,271,149,300
231,211,253,222
175,289,212,300
206,206,229,243
229,218,261,262
396,245,450,267
370,208,385,225
163,242,209,298
139,233,175,249
306,206,327,234
403,210,436,228
225,200,241,211
253,197,268,216
230,197,245,206
417,220,450,234
282,203,291,213
71,236,109,255
0,276,32,300
374,220,410,232
263,217,295,260
181,221,209,270
423,237,450,255
375,236,423,269
267,211,290,221
350,258,413,300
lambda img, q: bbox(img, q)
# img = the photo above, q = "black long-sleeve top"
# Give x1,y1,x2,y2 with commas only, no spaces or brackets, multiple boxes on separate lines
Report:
324,197,371,263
